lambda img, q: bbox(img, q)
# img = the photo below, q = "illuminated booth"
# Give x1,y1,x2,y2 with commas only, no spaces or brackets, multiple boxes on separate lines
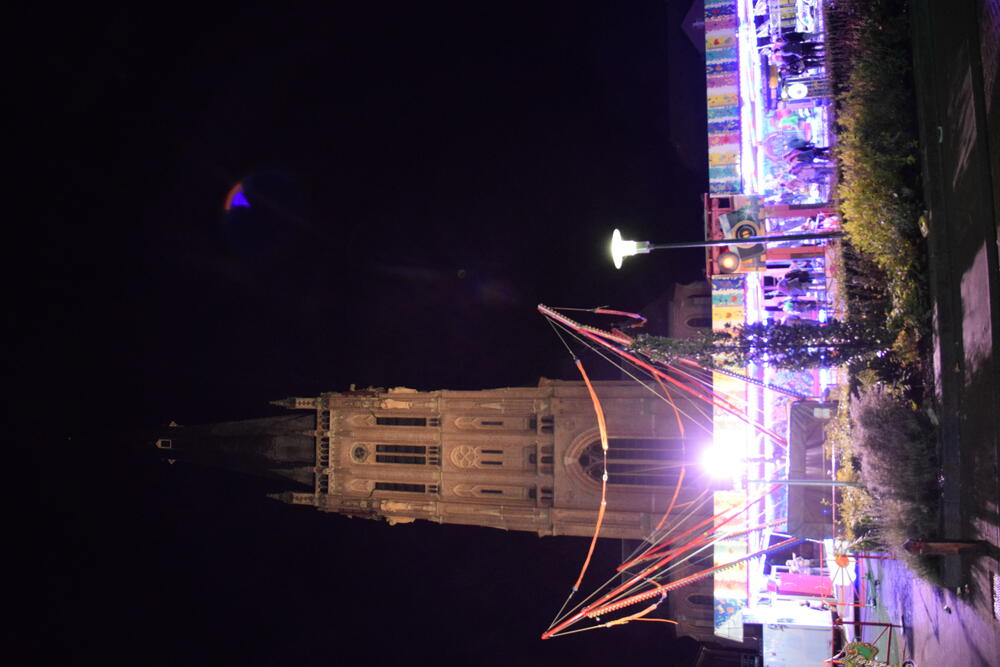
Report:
700,0,848,659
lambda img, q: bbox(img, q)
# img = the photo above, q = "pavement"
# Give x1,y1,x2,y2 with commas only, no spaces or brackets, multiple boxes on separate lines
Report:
856,0,1000,665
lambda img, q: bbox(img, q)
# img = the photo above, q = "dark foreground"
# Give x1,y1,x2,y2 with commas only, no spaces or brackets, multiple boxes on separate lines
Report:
859,0,1000,664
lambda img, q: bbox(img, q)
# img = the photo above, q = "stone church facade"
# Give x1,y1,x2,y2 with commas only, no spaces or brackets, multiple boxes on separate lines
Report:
154,287,731,646
269,378,713,540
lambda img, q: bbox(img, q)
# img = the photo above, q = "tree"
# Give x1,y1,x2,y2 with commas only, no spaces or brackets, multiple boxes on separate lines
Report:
633,319,891,370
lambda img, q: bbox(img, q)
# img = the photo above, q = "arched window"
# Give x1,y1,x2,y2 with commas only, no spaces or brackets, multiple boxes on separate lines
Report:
686,316,712,329
686,295,711,307
578,437,687,487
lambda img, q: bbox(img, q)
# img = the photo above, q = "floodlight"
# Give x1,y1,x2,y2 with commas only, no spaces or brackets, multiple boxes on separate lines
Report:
700,442,744,478
610,229,651,269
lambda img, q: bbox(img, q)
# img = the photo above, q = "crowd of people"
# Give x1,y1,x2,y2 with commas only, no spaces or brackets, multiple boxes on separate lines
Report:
761,264,828,326
758,29,835,202
779,137,835,190
762,31,826,77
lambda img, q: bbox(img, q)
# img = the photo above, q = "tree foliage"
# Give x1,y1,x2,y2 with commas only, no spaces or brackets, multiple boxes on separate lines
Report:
828,0,929,337
633,319,892,370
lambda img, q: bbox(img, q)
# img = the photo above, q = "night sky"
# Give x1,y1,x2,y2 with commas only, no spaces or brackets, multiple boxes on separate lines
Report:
27,2,709,665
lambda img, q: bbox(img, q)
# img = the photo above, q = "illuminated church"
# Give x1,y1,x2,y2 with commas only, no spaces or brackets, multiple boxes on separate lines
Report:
154,375,726,646
268,379,713,538
151,283,732,647
156,376,713,539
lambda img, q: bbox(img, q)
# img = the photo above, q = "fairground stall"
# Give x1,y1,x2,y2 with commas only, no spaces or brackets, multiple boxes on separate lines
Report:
704,0,862,662
539,1,882,663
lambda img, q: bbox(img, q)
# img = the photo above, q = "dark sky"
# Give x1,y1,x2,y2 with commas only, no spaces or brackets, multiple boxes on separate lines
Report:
27,2,708,665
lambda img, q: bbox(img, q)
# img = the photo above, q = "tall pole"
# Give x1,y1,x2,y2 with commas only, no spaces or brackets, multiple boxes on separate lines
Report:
747,479,862,488
611,228,844,268
649,230,844,250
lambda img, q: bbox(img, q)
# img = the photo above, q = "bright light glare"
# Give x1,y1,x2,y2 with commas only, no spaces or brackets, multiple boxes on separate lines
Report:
701,442,744,478
610,229,650,269
611,229,635,269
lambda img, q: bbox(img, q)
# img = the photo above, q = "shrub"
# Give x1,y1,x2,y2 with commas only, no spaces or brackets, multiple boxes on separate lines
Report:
828,0,931,343
825,1,940,582
848,383,940,579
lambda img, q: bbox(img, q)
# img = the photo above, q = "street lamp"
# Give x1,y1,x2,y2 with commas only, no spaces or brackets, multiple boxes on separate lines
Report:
609,228,845,269
610,229,651,269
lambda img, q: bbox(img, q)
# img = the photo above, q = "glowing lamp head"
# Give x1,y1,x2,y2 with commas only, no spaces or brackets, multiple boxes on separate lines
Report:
610,229,651,269
717,251,741,274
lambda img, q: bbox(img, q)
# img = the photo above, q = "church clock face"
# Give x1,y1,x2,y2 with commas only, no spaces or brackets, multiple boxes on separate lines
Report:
351,446,369,463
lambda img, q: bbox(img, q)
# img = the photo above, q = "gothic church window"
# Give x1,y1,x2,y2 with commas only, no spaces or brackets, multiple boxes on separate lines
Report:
374,482,426,493
376,416,427,427
479,448,503,466
449,446,504,468
374,444,440,465
578,437,686,487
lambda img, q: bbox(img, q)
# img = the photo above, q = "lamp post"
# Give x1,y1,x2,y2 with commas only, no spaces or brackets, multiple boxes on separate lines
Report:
610,228,845,269
746,479,862,488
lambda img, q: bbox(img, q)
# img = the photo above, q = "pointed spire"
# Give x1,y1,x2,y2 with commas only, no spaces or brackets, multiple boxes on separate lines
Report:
270,396,318,410
267,491,317,506
267,491,295,504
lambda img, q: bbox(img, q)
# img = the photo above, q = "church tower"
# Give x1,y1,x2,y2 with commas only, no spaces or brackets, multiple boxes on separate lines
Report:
147,291,730,647
264,378,713,540
149,376,728,647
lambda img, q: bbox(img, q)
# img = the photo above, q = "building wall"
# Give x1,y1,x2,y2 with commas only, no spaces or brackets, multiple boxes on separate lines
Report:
276,379,715,540
664,558,723,647
270,376,739,647
668,280,713,338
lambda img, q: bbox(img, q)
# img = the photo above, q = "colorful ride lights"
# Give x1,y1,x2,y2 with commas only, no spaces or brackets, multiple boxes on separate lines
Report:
717,251,741,273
